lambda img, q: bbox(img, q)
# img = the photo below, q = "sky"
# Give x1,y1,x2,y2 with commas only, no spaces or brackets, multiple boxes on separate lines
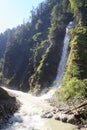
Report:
0,0,44,33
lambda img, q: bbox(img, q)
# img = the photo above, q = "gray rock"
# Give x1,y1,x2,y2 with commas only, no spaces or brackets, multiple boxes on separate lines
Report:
54,115,60,120
54,113,68,123
46,113,53,118
54,113,61,120
59,113,67,123
41,111,53,118
67,115,75,124
61,117,67,122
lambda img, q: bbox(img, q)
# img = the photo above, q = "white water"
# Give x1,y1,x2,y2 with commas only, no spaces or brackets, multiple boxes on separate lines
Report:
1,87,77,130
52,21,74,87
1,22,76,130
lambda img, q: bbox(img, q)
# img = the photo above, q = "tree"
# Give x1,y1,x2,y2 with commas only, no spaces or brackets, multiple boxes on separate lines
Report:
69,0,83,10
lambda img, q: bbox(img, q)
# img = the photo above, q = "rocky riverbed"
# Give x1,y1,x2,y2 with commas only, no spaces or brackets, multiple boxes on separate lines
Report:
1,87,87,130
40,97,87,130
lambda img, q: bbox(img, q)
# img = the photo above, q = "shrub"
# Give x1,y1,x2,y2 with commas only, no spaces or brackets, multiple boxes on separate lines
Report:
61,78,86,100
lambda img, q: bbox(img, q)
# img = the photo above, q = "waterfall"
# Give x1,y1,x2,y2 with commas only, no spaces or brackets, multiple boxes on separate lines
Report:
34,21,74,100
52,21,74,87
36,21,74,99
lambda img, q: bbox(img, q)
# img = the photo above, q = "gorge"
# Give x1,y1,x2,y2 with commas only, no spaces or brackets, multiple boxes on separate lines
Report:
1,21,76,130
0,0,87,129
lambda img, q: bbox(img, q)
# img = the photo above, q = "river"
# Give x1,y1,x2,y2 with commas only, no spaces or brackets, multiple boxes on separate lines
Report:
2,87,78,130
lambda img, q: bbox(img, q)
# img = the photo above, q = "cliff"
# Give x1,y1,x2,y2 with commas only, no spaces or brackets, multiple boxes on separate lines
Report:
0,87,19,128
60,0,87,100
0,0,73,92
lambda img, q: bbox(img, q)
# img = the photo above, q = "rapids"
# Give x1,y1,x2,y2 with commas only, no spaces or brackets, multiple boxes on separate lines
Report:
1,87,78,130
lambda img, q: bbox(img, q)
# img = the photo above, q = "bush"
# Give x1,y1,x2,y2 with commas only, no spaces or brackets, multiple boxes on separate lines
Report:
61,78,86,100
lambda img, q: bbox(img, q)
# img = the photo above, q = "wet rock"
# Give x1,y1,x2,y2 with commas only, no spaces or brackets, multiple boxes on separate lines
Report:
52,108,59,114
54,113,68,122
41,111,53,118
41,111,48,118
61,116,67,122
52,108,57,114
67,115,75,124
54,114,60,120
0,98,20,128
46,113,53,118
84,124,87,128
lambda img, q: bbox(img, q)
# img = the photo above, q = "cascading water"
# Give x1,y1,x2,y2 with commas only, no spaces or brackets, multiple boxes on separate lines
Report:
40,21,74,99
1,87,77,130
1,21,76,130
52,21,74,87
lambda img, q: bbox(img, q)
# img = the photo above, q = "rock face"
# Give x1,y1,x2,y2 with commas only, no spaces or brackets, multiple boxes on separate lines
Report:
0,87,19,129
0,0,73,92
0,87,13,99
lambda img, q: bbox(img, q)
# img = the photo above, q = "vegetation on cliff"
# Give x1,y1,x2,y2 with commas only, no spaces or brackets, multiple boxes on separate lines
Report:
0,0,73,92
0,0,87,101
0,0,87,127
60,0,87,100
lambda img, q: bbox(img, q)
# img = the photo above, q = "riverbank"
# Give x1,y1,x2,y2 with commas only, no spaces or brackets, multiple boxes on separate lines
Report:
40,91,87,130
0,87,20,129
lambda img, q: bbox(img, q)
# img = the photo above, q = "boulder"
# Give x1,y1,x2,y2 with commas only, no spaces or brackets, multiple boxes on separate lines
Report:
0,87,19,129
0,87,11,100
41,111,53,118
54,113,61,120
67,115,75,124
61,116,67,122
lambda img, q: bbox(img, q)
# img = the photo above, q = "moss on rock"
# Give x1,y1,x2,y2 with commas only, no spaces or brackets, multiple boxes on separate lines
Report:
60,23,87,100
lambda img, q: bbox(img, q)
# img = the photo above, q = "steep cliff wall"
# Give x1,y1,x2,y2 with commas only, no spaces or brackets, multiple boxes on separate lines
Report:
0,0,73,92
60,0,87,100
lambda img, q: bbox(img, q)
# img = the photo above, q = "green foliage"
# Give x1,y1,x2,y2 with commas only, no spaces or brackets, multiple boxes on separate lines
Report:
35,19,43,30
0,72,3,78
29,41,51,90
32,32,42,42
69,0,83,10
0,32,7,59
37,44,51,73
0,0,73,92
69,0,87,25
48,0,73,41
61,78,86,100
60,23,87,100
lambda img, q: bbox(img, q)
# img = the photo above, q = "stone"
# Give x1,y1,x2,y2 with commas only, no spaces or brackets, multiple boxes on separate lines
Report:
61,117,67,122
46,113,53,118
40,111,53,118
59,113,68,123
54,113,61,120
67,115,75,124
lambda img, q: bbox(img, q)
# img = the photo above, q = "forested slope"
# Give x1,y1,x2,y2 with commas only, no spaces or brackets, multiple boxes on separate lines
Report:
60,0,87,100
0,0,73,92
